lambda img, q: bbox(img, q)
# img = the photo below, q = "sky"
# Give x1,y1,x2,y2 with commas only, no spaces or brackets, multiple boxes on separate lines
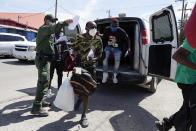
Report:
1,0,195,31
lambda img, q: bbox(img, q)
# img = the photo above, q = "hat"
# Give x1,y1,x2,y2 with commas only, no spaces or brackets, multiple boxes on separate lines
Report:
185,4,196,49
44,14,58,22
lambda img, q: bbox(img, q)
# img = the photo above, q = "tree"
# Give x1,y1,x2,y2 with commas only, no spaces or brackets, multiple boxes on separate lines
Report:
178,19,187,45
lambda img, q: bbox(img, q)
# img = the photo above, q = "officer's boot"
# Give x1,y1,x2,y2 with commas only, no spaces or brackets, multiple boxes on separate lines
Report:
31,105,48,117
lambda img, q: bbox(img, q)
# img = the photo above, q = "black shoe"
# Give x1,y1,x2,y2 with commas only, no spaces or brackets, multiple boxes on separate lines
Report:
42,101,51,107
31,108,49,117
155,118,172,131
80,115,89,128
74,99,82,111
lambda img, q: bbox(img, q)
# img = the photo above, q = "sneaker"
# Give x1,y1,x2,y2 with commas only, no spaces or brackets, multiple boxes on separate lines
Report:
80,115,89,128
31,108,49,117
155,118,172,131
102,72,108,83
113,73,118,84
46,89,53,98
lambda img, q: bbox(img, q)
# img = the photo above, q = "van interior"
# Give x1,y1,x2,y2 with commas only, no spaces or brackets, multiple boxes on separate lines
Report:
97,21,139,73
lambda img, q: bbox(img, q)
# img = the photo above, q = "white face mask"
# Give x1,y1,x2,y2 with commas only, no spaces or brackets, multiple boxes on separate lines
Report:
89,28,97,37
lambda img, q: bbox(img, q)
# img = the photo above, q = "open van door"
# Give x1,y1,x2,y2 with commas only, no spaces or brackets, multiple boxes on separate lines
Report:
148,5,178,80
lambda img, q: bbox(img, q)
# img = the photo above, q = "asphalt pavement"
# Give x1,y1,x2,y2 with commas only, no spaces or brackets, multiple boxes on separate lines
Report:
0,58,182,131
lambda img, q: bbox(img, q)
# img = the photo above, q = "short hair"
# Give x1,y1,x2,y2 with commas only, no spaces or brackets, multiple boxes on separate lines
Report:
111,19,119,26
85,21,97,30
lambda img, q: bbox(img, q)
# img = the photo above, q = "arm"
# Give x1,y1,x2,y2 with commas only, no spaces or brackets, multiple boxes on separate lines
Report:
93,37,103,61
73,35,81,56
172,47,196,70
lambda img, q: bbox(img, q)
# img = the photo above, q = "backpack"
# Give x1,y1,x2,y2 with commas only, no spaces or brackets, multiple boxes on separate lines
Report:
63,51,75,73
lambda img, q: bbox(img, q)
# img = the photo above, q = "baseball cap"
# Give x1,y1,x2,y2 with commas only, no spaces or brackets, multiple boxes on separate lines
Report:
44,14,58,22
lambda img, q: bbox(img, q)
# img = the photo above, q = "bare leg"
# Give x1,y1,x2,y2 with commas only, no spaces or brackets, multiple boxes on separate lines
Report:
80,95,89,128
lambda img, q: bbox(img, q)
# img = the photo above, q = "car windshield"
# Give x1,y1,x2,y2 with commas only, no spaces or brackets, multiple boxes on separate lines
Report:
0,35,25,42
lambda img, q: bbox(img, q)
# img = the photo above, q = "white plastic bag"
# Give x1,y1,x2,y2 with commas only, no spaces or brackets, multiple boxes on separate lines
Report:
53,78,75,112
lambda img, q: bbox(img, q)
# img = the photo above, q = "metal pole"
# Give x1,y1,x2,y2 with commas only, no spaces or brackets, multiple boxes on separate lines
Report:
181,0,185,26
55,0,57,18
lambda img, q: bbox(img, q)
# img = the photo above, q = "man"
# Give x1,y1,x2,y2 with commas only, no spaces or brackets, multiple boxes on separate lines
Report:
155,39,196,131
31,14,72,117
102,19,131,84
47,31,67,98
73,21,103,128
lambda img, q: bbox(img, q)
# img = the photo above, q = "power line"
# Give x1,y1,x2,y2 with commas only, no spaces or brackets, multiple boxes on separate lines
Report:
19,4,55,19
58,5,75,15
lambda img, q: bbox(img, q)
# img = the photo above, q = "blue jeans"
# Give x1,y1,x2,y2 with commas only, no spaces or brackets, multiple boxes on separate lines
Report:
103,46,122,73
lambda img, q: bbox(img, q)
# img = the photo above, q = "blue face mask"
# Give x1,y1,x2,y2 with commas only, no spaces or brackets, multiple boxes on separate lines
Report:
110,26,118,32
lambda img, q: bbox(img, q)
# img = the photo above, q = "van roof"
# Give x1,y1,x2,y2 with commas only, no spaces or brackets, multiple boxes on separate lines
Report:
95,17,146,30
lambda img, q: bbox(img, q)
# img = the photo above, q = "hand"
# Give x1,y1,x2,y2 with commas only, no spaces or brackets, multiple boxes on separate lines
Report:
128,48,131,52
96,31,103,37
65,19,73,24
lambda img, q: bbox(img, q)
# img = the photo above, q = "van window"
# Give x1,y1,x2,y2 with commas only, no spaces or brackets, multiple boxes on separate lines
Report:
0,35,25,42
152,11,173,43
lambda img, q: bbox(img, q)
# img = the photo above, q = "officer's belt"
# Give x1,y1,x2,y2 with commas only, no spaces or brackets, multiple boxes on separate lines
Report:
36,53,54,60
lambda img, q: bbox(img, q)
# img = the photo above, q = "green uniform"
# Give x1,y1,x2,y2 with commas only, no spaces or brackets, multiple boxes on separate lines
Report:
73,34,103,67
174,39,196,84
33,22,68,110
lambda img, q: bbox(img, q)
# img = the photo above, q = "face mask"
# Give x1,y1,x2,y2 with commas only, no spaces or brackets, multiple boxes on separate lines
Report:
110,26,118,32
89,28,97,37
49,22,55,26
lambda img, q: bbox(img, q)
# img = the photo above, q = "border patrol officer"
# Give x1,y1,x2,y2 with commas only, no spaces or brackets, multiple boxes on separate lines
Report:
31,14,72,117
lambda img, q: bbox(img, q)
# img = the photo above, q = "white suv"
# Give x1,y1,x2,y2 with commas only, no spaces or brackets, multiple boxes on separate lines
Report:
13,40,36,61
0,33,27,57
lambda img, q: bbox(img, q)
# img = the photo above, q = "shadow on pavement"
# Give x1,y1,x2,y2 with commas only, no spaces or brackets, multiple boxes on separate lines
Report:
2,59,34,66
88,84,158,131
0,100,34,127
2,82,158,130
37,83,158,131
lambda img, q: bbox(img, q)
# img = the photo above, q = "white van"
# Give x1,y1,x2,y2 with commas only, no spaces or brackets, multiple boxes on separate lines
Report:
0,33,28,57
94,5,178,92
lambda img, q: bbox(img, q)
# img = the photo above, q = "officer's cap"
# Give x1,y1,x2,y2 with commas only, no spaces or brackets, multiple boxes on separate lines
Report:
44,14,58,22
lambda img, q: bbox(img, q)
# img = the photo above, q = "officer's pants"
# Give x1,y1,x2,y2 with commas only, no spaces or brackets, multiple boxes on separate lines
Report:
33,56,51,109
169,83,196,131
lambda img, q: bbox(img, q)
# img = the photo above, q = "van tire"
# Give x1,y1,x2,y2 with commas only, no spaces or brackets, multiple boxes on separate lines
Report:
147,77,158,93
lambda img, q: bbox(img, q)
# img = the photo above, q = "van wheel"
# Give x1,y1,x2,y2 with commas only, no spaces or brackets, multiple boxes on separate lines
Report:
147,77,158,93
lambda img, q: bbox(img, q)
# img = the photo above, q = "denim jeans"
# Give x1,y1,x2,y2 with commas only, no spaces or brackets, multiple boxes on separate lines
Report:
103,46,122,73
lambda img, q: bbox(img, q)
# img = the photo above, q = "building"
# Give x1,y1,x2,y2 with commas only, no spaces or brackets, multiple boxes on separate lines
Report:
0,12,45,29
0,12,45,41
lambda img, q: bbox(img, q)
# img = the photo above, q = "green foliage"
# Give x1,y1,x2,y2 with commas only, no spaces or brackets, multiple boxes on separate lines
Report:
178,19,187,45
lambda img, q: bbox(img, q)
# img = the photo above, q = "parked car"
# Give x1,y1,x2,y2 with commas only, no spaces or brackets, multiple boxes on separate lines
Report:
94,5,178,92
12,25,82,61
0,33,28,57
13,41,36,61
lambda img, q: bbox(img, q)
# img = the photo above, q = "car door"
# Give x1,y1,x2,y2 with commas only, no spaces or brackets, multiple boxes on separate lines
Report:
147,5,178,80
